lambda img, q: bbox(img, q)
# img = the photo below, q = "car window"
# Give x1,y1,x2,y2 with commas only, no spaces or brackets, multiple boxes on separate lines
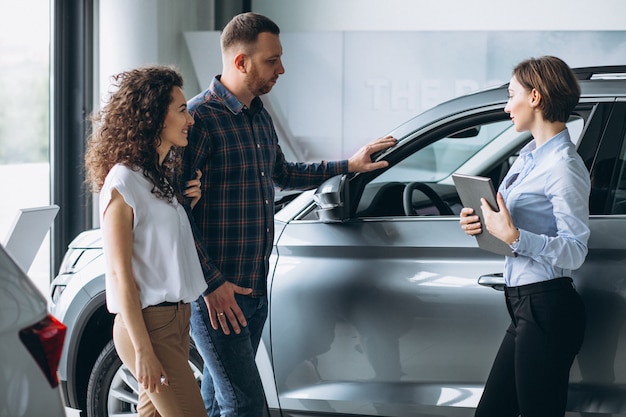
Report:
355,115,585,219
608,127,626,214
373,119,515,184
568,117,584,145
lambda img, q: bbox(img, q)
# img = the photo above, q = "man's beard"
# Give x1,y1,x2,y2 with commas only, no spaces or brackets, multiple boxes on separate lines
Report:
246,66,275,97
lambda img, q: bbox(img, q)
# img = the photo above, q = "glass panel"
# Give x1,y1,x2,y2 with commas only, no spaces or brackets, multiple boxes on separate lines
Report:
0,1,51,294
356,115,584,219
610,128,626,214
374,119,515,184
568,116,584,145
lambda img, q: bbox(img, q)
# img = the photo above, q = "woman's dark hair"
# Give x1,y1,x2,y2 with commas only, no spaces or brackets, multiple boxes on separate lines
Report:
512,56,580,123
84,65,184,203
221,12,280,53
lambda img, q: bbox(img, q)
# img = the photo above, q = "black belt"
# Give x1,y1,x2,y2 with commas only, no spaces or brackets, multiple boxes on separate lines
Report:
154,300,184,307
505,277,575,298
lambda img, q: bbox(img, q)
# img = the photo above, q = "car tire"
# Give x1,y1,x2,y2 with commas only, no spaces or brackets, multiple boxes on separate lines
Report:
86,339,204,417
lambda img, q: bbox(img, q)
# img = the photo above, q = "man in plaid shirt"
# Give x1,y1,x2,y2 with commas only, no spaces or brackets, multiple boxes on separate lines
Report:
182,12,396,417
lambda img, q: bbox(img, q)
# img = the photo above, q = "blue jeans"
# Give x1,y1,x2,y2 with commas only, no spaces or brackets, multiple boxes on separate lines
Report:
190,293,268,417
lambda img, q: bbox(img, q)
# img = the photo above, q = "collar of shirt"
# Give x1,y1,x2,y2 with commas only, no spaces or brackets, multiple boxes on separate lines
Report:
211,75,264,116
500,129,571,197
531,129,571,165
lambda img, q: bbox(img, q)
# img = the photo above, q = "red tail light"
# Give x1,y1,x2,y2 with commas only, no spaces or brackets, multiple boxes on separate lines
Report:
19,314,67,388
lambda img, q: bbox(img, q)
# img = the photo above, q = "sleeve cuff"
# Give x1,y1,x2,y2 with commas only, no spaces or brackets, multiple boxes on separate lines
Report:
509,229,523,251
326,159,349,175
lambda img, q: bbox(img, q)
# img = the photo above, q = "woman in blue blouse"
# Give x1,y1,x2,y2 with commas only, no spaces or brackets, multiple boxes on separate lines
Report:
460,56,590,417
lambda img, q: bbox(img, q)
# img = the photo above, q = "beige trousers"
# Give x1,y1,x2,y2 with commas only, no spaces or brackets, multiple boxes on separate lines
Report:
113,303,206,417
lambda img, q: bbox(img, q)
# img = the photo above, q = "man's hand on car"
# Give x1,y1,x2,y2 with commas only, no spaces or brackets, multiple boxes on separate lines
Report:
347,135,398,173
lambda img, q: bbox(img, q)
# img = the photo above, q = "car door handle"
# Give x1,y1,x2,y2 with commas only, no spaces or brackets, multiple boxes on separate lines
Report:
478,273,505,291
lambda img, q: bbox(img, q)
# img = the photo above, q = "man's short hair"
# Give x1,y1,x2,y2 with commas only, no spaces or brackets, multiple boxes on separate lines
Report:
221,12,280,53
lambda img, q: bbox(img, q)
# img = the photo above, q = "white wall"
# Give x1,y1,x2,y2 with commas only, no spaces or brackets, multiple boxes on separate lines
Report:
255,0,626,31
248,1,626,159
98,0,626,163
184,29,626,161
98,0,214,102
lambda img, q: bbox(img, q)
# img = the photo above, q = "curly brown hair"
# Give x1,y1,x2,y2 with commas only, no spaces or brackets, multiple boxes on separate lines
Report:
84,65,184,203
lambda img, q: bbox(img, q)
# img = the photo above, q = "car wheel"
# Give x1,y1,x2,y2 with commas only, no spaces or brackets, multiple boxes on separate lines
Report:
86,339,204,417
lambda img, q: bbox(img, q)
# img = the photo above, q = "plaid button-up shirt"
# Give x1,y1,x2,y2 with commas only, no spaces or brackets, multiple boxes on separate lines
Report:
182,76,348,297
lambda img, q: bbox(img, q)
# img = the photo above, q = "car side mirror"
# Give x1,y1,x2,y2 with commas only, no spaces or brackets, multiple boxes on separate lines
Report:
313,174,350,223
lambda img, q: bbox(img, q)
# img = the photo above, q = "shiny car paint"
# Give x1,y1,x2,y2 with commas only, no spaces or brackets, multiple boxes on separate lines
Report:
0,245,67,417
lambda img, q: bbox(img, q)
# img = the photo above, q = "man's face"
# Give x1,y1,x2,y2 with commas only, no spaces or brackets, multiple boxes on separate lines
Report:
244,32,285,96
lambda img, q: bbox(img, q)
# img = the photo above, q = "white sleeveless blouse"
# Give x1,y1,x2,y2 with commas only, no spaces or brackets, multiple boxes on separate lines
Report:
99,164,207,313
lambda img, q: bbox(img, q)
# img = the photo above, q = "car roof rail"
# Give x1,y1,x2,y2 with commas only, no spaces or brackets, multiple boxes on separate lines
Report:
574,65,626,80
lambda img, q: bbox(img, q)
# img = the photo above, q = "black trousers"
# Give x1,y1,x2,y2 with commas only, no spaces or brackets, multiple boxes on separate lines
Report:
475,277,586,417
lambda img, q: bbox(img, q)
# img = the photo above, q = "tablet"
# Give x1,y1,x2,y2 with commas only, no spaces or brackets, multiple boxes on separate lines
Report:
451,173,516,257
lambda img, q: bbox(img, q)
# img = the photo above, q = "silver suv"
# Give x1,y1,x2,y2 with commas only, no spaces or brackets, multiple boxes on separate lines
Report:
49,66,626,417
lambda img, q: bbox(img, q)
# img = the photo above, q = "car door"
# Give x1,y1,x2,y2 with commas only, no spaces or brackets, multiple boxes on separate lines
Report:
269,107,518,417
567,99,626,415
268,100,622,417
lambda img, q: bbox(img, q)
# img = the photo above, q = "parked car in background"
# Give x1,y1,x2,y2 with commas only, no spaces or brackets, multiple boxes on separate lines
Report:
50,66,626,417
0,243,67,417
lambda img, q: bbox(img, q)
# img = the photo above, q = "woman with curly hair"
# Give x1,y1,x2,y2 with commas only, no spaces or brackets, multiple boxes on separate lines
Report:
85,65,208,416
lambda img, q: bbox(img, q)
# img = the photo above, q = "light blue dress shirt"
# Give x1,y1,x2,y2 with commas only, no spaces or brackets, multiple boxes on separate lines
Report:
499,129,590,287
